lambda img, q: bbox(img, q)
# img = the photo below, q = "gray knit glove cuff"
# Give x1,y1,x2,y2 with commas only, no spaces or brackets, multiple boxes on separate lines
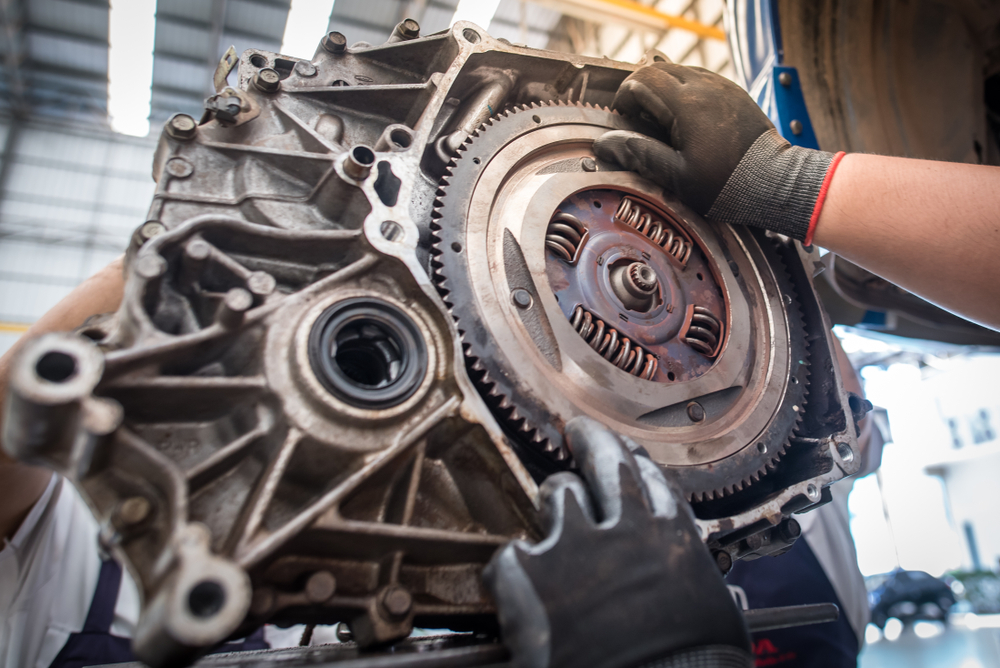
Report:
706,129,836,241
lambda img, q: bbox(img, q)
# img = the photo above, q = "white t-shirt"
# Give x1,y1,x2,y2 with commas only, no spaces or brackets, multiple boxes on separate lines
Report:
0,475,140,668
0,476,336,667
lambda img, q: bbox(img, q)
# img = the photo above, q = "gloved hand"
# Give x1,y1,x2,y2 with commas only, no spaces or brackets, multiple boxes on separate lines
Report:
593,63,844,244
483,417,752,668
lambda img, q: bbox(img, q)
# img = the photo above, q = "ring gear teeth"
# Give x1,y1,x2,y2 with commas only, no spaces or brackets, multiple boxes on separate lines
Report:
431,101,810,497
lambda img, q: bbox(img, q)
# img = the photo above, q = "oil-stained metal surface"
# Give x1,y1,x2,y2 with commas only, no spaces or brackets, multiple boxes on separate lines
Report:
1,20,862,667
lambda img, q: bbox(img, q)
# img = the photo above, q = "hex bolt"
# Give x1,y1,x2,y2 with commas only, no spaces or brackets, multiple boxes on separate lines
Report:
775,518,801,543
380,585,412,618
305,571,337,603
744,532,764,552
778,71,792,87
391,18,420,42
790,119,803,135
218,287,254,328
253,67,281,93
581,156,598,172
166,113,197,140
117,496,150,525
714,550,733,575
295,60,317,77
511,288,532,309
336,622,353,642
686,401,705,422
322,31,347,54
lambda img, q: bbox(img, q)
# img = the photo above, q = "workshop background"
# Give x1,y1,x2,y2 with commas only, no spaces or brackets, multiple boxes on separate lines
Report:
1,1,998,666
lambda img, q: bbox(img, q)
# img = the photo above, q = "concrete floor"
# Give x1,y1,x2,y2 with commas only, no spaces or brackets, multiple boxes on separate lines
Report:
860,617,1000,668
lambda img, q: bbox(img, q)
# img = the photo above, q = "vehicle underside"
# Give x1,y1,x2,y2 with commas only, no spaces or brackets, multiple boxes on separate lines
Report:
1,21,862,667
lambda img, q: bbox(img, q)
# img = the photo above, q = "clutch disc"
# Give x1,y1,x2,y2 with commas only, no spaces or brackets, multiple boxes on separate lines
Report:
432,102,809,501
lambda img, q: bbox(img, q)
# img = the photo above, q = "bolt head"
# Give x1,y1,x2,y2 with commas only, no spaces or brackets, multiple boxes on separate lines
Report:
166,113,197,140
336,622,353,642
295,60,317,77
165,157,194,179
790,119,803,135
253,68,281,92
323,31,347,53
581,156,598,172
380,585,412,617
778,71,793,87
686,401,705,422
714,551,733,574
305,571,336,603
512,288,532,308
401,18,420,37
139,221,165,242
117,496,151,525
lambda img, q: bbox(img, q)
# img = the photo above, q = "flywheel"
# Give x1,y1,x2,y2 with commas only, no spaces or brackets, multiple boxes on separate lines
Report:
432,102,810,501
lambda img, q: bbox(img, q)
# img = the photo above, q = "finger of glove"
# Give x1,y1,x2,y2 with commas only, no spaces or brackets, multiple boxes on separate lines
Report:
564,416,650,525
483,544,551,668
613,67,683,135
619,434,679,520
592,131,683,190
538,471,597,539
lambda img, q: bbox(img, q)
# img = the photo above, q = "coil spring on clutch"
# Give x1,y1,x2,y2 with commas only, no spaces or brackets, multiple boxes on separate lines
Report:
570,305,658,380
614,197,692,265
545,212,587,263
683,305,722,356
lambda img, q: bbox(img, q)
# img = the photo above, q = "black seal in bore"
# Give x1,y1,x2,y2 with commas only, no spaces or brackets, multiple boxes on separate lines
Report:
308,298,427,408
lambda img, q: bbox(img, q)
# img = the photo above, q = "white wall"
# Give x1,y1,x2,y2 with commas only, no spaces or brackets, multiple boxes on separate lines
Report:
0,119,157,356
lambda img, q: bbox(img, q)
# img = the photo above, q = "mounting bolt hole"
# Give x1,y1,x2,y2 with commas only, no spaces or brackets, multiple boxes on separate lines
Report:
380,220,402,242
188,580,226,619
653,55,666,62
836,442,854,463
806,484,818,499
351,146,375,166
451,242,462,253
249,54,267,68
36,351,77,383
757,442,767,454
389,128,412,148
532,115,541,124
667,371,676,381
462,28,480,43
472,157,481,164
697,272,704,281
593,200,602,209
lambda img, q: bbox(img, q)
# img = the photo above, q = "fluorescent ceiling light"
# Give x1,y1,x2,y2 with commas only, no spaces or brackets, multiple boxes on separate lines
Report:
281,0,335,58
451,0,503,29
108,0,156,137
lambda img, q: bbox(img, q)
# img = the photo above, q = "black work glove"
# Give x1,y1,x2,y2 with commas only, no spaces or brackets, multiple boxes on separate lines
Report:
593,63,842,243
484,417,752,668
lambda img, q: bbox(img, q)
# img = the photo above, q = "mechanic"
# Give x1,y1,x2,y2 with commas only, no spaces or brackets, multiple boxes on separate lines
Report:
2,60,998,668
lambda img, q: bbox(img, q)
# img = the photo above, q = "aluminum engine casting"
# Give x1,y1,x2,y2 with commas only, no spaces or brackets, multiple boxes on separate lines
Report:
1,21,862,667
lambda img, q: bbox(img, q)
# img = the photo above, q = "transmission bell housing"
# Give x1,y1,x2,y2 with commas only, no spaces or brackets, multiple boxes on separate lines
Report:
1,21,862,667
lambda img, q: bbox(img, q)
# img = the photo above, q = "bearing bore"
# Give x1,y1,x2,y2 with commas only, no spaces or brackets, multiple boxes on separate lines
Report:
308,299,427,408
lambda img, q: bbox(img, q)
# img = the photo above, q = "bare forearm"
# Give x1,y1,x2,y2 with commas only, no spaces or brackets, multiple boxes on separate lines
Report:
0,256,125,538
813,154,1000,330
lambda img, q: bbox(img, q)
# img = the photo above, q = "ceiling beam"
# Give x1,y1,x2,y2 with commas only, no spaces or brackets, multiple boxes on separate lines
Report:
0,0,28,118
534,0,725,41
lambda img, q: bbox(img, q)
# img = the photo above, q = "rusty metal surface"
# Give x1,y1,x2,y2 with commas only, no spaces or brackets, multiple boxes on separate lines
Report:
1,20,862,667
